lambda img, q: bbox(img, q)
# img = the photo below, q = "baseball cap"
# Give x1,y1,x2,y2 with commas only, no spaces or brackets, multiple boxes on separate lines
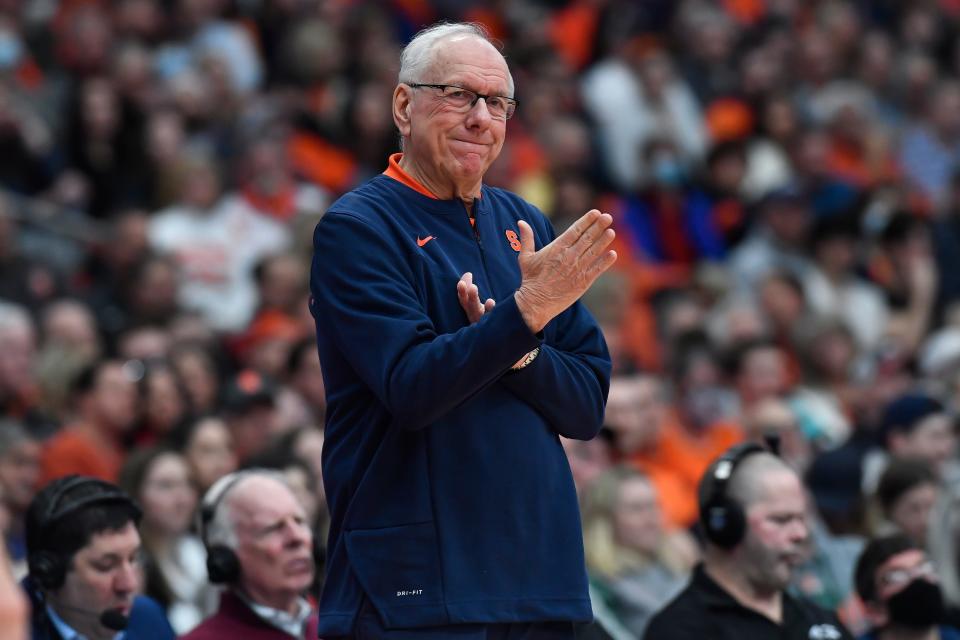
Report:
880,392,945,441
222,369,277,414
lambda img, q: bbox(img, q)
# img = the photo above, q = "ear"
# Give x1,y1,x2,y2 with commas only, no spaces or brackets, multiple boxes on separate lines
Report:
393,84,413,138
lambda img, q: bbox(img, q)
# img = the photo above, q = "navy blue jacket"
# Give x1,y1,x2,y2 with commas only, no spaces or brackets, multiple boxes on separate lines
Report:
310,173,611,636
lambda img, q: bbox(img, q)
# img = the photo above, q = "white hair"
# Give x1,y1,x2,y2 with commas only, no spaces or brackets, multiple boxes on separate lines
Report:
398,22,514,95
0,299,31,336
201,469,289,550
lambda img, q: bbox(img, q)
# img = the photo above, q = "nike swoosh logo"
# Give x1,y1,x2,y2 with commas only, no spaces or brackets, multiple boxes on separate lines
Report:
417,235,435,247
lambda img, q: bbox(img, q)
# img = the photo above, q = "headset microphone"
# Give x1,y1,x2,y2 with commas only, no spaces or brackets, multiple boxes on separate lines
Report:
99,608,129,631
51,603,130,631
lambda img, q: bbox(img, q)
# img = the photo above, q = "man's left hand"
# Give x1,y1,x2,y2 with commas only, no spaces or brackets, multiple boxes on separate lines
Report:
457,272,495,324
457,272,530,368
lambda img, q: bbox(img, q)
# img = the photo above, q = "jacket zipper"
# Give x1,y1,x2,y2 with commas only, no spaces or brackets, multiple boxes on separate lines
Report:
465,202,496,298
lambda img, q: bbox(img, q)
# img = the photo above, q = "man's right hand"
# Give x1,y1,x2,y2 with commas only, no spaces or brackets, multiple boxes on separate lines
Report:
514,209,617,334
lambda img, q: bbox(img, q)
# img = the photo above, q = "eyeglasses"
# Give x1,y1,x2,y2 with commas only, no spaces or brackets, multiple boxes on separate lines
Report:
407,83,518,120
879,561,936,588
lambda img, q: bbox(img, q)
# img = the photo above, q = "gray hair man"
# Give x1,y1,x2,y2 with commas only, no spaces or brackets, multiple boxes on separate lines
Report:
311,20,616,640
183,470,317,640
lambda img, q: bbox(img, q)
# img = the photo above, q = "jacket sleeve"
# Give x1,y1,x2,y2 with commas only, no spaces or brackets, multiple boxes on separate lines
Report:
310,211,540,430
497,301,610,440
495,211,611,440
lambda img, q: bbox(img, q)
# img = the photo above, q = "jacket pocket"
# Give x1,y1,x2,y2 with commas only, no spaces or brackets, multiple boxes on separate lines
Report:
344,521,448,629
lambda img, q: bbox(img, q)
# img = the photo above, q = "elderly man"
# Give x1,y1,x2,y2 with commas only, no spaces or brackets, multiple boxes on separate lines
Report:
644,444,854,639
310,21,617,639
23,475,175,640
183,470,317,640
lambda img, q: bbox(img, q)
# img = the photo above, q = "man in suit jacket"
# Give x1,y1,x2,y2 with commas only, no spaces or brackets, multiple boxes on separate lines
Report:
23,475,175,640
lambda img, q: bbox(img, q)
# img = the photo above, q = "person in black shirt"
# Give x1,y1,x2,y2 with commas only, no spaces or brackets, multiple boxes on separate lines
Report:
644,443,853,639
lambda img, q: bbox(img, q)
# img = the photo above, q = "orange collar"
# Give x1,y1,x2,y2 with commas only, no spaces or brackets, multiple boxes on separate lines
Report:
382,153,483,201
383,153,439,199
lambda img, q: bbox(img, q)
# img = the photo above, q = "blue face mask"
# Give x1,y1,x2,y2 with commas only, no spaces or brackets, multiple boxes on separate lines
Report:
650,156,685,188
0,31,23,69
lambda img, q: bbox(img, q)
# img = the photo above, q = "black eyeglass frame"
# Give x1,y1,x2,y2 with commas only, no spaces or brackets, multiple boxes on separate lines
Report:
406,83,519,119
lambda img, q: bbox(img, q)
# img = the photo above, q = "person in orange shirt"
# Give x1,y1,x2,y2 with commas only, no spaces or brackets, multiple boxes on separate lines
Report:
660,336,745,506
604,373,740,529
38,359,138,485
614,337,745,528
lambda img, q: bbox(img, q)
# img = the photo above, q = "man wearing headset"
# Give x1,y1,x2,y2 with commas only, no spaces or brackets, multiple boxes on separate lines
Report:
644,444,854,640
182,469,317,640
23,475,174,640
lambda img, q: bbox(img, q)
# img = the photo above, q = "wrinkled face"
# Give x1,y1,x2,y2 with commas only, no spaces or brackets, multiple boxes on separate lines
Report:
0,438,40,512
398,36,511,192
140,453,197,537
613,477,662,555
889,482,939,545
739,470,809,592
231,477,315,609
50,522,142,640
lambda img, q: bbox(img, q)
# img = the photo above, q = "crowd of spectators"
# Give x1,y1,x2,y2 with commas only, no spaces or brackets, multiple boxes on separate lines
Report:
2,0,960,637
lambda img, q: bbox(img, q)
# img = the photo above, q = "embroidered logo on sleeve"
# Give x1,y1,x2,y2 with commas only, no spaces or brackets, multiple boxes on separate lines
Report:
416,235,436,247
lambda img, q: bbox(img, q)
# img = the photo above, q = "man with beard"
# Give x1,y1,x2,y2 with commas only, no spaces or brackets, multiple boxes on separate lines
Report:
854,534,959,640
644,443,853,639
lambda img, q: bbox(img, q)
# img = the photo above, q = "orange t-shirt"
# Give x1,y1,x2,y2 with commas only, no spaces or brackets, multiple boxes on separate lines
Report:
628,416,744,528
38,427,123,486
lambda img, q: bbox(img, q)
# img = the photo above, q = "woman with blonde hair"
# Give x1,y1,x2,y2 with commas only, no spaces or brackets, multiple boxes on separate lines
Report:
582,465,698,637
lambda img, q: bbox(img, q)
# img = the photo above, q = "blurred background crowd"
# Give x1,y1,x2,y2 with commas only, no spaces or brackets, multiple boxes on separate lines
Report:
2,0,960,637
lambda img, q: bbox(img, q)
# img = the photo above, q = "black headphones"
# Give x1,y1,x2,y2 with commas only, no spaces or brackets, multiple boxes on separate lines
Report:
199,471,253,585
699,443,766,549
28,475,141,590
